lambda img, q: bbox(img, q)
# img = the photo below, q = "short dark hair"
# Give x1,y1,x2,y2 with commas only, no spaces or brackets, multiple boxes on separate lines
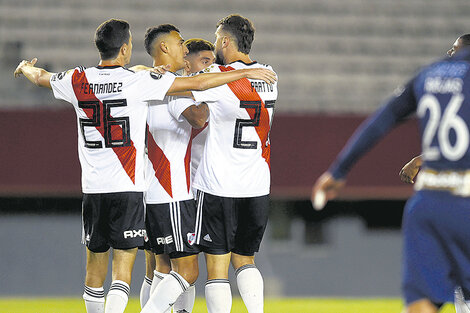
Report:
185,38,215,55
94,19,130,60
144,24,180,56
216,14,255,54
459,34,470,46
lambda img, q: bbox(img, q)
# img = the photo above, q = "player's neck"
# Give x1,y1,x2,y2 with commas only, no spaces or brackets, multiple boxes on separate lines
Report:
225,52,252,65
99,56,126,67
153,55,179,72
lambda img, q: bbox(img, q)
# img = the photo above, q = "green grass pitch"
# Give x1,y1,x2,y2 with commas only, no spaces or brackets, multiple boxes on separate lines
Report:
0,297,457,313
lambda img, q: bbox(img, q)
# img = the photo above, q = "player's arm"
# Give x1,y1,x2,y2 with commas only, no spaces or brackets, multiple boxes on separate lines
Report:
399,154,423,184
181,102,209,129
166,68,277,94
311,82,417,210
14,58,52,89
129,64,170,73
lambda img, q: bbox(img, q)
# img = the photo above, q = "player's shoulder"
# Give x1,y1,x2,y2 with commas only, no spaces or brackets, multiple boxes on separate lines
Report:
51,66,86,82
194,64,222,74
233,60,276,73
133,69,176,81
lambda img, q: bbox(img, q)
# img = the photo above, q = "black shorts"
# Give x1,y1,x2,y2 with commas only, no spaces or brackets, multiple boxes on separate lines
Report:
81,192,146,253
145,199,200,258
196,191,269,255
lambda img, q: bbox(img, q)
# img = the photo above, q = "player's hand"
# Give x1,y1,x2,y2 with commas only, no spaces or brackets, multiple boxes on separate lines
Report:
14,58,37,77
399,155,422,184
245,68,277,84
151,64,171,74
311,172,345,211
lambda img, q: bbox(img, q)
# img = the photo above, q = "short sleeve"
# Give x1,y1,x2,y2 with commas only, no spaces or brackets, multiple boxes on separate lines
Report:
191,64,226,103
168,97,197,122
50,69,75,103
138,71,176,102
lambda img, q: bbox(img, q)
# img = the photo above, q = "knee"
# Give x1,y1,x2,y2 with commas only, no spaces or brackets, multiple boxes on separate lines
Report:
231,253,255,271
179,269,199,285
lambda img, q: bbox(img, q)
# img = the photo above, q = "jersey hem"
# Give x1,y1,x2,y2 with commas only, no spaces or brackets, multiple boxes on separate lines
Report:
145,196,194,204
192,185,269,198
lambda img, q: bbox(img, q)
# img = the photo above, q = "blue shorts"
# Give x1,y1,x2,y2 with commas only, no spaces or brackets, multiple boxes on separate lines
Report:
402,190,470,305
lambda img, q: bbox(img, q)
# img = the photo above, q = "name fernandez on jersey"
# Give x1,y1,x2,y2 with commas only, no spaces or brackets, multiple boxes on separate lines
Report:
80,81,123,94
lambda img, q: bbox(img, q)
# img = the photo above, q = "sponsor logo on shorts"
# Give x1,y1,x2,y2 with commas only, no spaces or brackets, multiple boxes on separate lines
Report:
123,229,146,239
187,232,196,245
203,234,212,242
156,235,174,245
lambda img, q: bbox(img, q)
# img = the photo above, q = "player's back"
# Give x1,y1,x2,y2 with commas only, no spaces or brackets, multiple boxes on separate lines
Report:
413,48,470,171
50,66,175,193
191,61,278,197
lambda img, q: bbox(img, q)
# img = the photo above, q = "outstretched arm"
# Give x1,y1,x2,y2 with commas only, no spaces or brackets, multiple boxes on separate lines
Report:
311,81,418,210
14,58,52,89
167,68,277,94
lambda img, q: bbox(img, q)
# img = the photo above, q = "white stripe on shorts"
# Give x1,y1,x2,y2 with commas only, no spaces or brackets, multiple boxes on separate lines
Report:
170,202,183,251
195,191,204,244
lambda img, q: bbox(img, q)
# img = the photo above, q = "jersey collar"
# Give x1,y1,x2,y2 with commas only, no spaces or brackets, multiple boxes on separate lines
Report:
230,60,258,66
96,65,123,69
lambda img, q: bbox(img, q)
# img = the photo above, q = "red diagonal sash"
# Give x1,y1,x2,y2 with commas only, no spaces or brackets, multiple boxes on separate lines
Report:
219,65,271,167
147,126,173,197
72,69,136,183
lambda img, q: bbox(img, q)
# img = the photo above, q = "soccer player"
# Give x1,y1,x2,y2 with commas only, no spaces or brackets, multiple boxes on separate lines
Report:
139,37,215,311
190,14,278,313
312,43,470,312
140,25,213,313
399,34,470,184
183,38,215,188
13,18,276,313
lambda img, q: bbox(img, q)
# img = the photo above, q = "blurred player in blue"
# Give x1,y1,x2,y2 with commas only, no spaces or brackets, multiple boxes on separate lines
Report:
312,39,470,312
400,34,470,184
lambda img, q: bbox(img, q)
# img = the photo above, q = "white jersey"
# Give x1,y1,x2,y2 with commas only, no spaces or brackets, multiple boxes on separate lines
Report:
192,61,278,197
190,122,208,185
50,65,175,193
145,96,196,203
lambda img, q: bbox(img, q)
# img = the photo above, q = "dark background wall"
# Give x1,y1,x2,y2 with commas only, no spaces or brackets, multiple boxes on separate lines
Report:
0,109,420,199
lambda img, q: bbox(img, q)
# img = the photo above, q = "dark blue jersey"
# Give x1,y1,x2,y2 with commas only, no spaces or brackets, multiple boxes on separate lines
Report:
330,48,470,178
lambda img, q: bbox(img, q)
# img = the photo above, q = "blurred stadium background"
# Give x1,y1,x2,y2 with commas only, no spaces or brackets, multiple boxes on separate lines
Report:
0,0,468,307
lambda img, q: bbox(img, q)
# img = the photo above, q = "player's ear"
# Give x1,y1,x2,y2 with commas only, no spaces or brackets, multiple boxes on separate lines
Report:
183,59,190,73
222,36,230,48
120,43,128,56
160,41,168,54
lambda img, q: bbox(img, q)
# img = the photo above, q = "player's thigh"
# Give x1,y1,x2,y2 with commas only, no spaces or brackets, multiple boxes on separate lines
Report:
402,191,454,305
232,195,269,256
106,192,146,250
111,247,138,283
82,193,109,253
432,192,470,296
146,200,200,256
196,191,235,255
85,247,110,286
170,254,199,283
204,252,231,280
